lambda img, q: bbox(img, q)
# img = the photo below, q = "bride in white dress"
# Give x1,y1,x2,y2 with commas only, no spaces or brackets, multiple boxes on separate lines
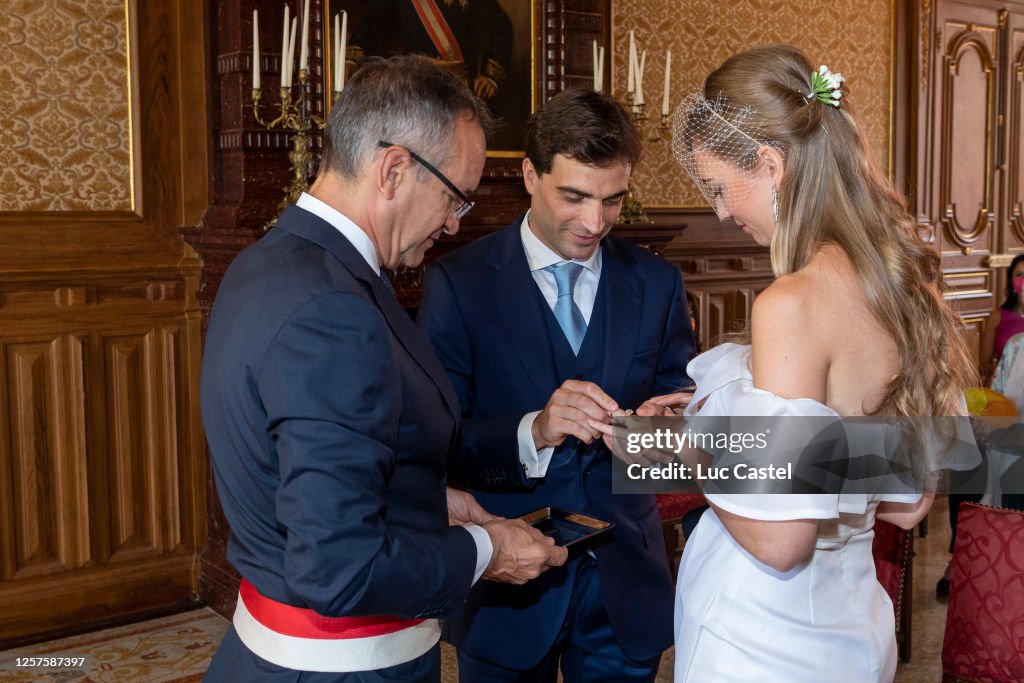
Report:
592,45,976,682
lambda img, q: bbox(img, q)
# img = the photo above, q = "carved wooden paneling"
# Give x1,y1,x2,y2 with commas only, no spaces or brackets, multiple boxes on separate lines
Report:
104,334,160,560
944,270,996,323
694,288,754,351
918,0,1024,365
1,336,88,582
1008,13,1024,248
656,211,774,353
0,278,203,643
938,20,998,251
0,0,207,644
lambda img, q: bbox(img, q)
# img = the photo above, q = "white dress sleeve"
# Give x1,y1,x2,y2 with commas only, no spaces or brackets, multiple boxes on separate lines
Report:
683,343,927,521
695,375,844,521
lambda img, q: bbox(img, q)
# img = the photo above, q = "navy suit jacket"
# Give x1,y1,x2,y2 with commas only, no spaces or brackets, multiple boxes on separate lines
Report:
201,205,477,627
417,219,695,667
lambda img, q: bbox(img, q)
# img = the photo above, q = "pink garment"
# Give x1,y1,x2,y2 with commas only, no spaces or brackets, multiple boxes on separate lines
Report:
994,309,1024,362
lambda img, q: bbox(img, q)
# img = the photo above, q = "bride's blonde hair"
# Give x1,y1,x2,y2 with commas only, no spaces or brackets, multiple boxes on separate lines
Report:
702,45,976,416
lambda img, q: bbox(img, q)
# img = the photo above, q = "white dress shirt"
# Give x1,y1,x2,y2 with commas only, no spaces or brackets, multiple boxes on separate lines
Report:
516,212,604,478
295,193,493,583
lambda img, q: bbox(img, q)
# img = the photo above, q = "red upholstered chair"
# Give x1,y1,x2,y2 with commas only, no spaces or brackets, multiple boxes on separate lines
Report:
941,502,1024,683
656,494,707,576
872,519,914,662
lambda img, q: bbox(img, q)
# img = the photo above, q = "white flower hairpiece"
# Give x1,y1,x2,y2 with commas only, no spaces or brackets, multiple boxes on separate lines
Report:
807,65,844,107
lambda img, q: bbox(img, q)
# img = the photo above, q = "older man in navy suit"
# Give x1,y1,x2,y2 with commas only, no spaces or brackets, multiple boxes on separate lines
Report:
418,89,696,681
201,56,565,682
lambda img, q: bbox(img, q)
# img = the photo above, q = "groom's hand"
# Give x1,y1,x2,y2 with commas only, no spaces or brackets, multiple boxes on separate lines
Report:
532,379,619,450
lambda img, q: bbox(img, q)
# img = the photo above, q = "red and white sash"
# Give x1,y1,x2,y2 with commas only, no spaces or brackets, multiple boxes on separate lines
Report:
232,578,440,672
411,0,465,62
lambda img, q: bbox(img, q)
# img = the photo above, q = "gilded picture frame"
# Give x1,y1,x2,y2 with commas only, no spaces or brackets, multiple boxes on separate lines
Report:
323,0,538,157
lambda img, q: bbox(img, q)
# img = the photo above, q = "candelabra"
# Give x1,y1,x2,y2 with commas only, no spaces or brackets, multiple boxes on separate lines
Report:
251,69,325,228
617,94,671,225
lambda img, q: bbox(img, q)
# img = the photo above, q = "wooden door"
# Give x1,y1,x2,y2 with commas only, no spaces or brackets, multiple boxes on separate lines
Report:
922,0,1024,360
0,0,207,643
1004,9,1024,259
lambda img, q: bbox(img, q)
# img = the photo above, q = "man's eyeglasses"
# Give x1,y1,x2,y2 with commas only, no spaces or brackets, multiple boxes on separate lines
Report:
378,141,475,219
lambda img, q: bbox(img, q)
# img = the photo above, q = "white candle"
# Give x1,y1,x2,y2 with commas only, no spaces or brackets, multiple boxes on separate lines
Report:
627,31,636,94
284,16,297,87
252,10,260,90
637,49,647,106
280,4,290,87
338,10,347,92
597,46,605,90
662,50,671,117
299,0,310,72
593,40,599,91
333,13,341,93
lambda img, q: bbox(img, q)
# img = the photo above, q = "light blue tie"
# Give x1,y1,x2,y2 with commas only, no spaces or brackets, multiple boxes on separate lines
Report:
547,262,587,355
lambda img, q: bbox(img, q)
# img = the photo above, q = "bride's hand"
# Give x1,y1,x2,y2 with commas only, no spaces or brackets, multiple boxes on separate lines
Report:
639,392,694,414
588,418,677,467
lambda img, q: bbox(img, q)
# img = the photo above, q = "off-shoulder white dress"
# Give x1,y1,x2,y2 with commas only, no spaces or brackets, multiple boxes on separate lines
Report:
674,343,917,683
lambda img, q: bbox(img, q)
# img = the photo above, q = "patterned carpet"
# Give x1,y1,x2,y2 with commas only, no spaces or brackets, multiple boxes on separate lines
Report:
0,609,229,683
0,501,955,682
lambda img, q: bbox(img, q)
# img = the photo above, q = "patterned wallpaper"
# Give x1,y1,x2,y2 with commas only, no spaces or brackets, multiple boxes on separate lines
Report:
614,0,893,208
0,0,132,212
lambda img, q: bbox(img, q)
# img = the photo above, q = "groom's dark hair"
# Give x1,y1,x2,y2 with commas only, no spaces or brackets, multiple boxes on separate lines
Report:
525,89,642,174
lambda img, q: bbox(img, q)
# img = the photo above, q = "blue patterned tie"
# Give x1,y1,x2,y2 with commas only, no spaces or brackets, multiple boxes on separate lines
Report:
547,262,587,355
379,270,396,295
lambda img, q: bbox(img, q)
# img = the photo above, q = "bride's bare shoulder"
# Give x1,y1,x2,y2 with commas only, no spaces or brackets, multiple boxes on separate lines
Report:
758,246,858,311
752,245,859,350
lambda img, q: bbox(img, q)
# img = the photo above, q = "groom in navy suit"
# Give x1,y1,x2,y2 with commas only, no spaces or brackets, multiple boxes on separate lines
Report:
418,89,696,681
201,56,565,682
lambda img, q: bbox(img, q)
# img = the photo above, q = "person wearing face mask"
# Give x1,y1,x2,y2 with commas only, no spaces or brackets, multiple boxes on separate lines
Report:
591,45,977,682
979,254,1024,385
934,254,1024,597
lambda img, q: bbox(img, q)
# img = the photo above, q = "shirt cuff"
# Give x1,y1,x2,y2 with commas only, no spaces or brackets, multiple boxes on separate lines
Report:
464,524,493,584
518,411,555,478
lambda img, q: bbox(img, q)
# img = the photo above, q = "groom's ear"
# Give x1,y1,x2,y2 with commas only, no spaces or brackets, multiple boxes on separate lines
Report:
522,157,540,195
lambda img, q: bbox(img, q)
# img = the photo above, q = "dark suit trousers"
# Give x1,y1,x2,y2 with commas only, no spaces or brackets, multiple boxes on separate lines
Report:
455,556,660,683
204,626,440,682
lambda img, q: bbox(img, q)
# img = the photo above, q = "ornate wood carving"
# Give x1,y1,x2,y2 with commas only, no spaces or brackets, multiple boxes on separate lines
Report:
922,0,933,91
917,0,1024,365
1009,20,1024,244
656,210,773,351
938,25,998,247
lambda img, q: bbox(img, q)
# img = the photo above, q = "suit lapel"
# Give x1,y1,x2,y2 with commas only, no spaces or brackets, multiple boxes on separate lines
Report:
276,206,460,419
378,285,462,420
597,239,643,402
487,226,561,405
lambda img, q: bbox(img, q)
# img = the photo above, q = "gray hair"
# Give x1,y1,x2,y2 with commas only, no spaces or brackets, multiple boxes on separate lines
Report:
323,55,493,180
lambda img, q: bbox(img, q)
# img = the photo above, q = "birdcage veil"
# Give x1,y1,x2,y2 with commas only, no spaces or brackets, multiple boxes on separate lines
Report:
671,93,782,218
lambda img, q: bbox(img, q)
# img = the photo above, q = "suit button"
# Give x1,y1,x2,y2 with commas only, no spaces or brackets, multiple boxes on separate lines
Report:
583,469,590,479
